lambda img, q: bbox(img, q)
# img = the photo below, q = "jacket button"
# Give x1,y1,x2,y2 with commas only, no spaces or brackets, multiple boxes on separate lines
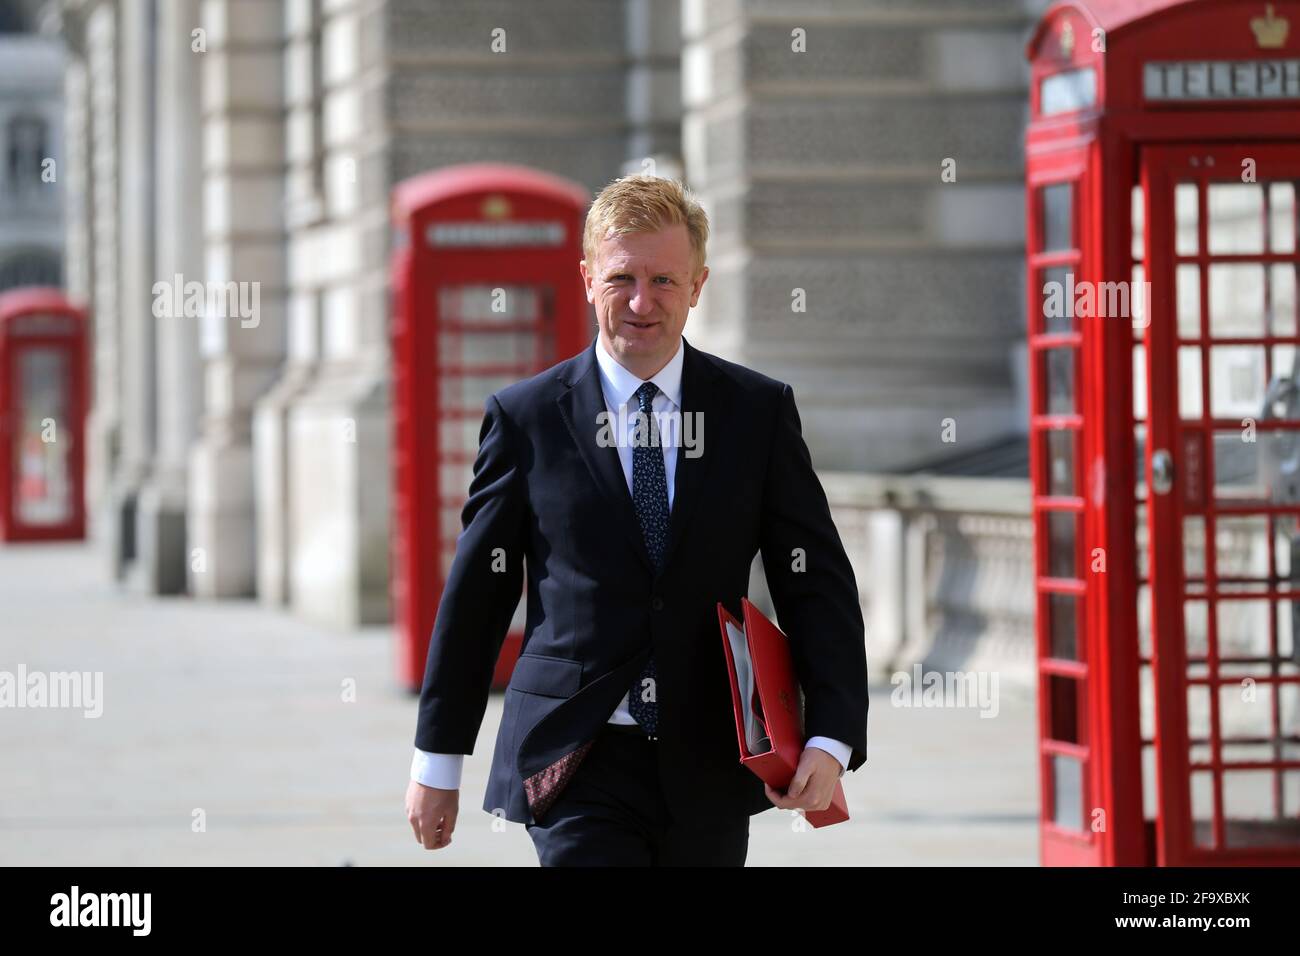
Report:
651,596,664,611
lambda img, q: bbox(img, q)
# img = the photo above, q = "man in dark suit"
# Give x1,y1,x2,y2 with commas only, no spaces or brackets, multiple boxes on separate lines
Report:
405,175,868,865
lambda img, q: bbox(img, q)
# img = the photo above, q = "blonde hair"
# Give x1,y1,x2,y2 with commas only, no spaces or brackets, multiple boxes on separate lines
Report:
582,175,709,278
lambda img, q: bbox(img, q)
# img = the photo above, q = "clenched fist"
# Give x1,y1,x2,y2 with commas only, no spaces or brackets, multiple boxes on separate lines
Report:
406,779,459,850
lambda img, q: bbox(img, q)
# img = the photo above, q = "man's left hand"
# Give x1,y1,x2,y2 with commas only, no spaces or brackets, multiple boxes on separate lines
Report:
763,745,842,813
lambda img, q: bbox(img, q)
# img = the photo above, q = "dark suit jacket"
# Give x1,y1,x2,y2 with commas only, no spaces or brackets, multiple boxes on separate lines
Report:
413,334,868,825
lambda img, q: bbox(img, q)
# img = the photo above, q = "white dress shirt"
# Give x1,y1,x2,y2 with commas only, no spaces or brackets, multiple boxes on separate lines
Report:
411,336,851,790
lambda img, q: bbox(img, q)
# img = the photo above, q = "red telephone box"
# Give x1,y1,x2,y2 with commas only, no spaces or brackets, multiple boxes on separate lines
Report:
0,287,87,543
390,163,592,691
1027,0,1300,865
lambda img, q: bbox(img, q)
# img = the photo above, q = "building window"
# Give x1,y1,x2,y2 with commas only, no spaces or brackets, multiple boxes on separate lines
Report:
0,0,34,33
7,115,48,196
0,250,63,292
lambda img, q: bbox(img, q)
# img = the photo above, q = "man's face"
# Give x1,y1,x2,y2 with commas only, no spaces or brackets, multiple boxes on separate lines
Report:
580,222,708,378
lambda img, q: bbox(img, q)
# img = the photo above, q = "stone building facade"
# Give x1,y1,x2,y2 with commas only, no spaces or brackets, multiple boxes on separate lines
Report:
0,0,63,293
54,0,1046,638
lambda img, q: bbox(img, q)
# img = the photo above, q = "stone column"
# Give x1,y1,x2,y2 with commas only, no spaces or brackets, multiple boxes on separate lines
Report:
62,54,91,311
681,0,1033,472
106,0,160,591
621,0,682,176
135,0,204,594
273,0,389,626
251,0,323,609
83,0,124,563
60,22,98,534
187,0,287,598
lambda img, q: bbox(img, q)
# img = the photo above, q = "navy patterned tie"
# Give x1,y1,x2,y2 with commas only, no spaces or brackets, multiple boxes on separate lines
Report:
629,381,668,735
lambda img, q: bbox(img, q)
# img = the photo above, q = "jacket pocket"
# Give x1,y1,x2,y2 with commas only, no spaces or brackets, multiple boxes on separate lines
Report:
507,653,582,698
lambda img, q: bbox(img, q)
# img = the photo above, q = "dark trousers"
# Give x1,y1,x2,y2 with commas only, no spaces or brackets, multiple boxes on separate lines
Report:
525,722,750,866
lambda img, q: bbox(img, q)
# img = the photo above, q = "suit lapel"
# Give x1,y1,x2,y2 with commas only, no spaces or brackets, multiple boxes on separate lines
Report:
554,334,725,578
556,338,655,573
661,336,723,574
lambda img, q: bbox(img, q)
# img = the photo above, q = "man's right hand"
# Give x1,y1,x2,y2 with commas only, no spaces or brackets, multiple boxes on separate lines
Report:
406,778,459,850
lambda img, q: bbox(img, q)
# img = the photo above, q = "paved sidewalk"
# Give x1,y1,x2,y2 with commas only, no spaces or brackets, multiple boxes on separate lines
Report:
0,542,1038,866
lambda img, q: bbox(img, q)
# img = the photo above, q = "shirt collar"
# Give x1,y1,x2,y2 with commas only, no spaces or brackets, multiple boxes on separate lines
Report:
594,334,684,410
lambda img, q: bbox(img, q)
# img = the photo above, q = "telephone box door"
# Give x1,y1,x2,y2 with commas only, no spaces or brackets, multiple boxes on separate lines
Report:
1143,142,1300,865
7,342,75,533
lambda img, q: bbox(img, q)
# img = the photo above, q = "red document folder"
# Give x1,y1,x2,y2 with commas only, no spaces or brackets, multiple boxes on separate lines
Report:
716,597,850,828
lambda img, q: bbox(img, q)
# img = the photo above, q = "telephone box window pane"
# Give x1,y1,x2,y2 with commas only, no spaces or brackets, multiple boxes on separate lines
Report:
1206,183,1258,256
1050,754,1084,831
1183,517,1206,582
1269,183,1296,254
1045,428,1075,496
1178,346,1202,419
440,462,473,498
1135,426,1148,500
1041,183,1073,252
1275,343,1297,388
1047,593,1078,660
1133,344,1148,419
1190,600,1206,660
1280,599,1300,666
1215,516,1270,579
1209,345,1264,418
1187,683,1211,746
1191,772,1216,847
1137,584,1152,659
1042,347,1075,414
441,331,536,366
1039,67,1096,116
1048,675,1080,743
1218,681,1274,738
439,418,483,456
14,347,71,527
1131,184,1145,261
1135,503,1150,580
439,373,516,410
1139,660,1155,771
437,285,544,324
1132,264,1148,336
1209,264,1265,338
1177,264,1201,338
1212,431,1262,501
1140,689,1157,818
1263,395,1300,506
1176,183,1199,256
1041,266,1073,333
1216,600,1272,666
1208,184,1265,255
1222,771,1300,848
1274,518,1298,582
1047,511,1077,578
1271,264,1297,335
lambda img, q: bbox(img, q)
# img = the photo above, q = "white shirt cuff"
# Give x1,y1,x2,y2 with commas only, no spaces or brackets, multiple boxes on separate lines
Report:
805,736,851,775
411,748,464,790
